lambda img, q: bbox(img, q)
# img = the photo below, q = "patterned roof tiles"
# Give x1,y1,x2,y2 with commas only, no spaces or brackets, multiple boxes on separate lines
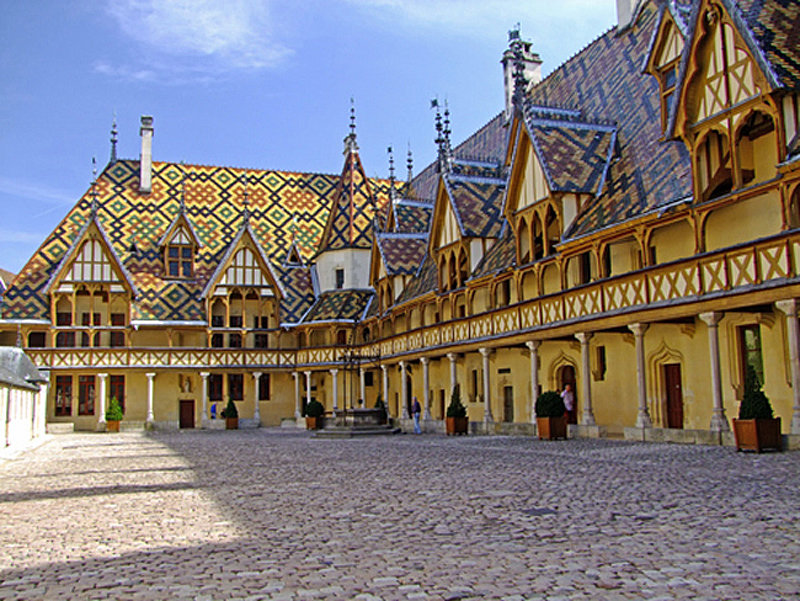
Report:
376,234,428,276
445,176,507,239
2,158,394,325
472,223,517,279
301,289,374,323
393,199,433,234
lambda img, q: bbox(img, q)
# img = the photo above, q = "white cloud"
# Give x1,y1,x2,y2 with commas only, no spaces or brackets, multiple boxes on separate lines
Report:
102,0,292,82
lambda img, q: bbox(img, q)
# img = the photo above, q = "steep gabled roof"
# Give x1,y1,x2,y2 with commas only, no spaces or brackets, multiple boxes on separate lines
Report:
394,253,438,306
301,289,374,323
443,169,507,239
393,199,434,234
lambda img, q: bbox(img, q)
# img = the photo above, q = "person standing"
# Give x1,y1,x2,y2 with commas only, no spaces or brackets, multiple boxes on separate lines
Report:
411,396,422,434
561,383,576,424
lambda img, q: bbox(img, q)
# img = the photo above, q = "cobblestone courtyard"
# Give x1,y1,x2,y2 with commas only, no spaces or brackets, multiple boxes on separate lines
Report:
1,430,799,600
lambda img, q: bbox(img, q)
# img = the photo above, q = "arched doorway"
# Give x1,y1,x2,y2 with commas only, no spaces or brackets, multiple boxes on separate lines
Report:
558,364,577,424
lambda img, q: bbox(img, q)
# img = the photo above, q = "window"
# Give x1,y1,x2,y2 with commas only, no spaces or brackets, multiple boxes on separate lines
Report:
56,312,72,326
211,333,224,348
471,369,479,401
167,244,193,277
55,376,72,416
596,346,607,381
229,315,243,328
78,375,95,416
229,373,244,401
109,375,125,413
208,374,223,401
254,333,269,348
56,332,75,348
228,333,242,348
364,371,374,387
110,313,125,347
258,373,270,401
27,332,46,348
211,315,224,327
335,268,345,289
738,324,764,387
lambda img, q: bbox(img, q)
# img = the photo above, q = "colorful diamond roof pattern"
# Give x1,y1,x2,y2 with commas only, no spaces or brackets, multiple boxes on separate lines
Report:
445,175,507,239
393,200,433,234
528,1,693,238
302,289,374,323
472,224,517,279
2,159,394,324
377,234,428,276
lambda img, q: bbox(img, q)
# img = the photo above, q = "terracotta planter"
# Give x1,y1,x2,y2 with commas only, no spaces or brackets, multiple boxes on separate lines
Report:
226,417,239,430
445,416,468,435
733,418,781,452
306,416,323,430
106,420,120,433
537,416,567,440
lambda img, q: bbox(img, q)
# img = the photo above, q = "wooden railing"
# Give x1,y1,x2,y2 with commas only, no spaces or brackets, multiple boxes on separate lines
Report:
26,231,800,370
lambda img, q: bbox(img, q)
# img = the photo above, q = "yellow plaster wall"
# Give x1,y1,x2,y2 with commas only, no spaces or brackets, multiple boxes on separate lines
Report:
705,190,781,251
650,220,694,264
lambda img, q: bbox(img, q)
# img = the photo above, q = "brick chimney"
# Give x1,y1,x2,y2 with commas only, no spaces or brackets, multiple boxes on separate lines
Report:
139,115,154,194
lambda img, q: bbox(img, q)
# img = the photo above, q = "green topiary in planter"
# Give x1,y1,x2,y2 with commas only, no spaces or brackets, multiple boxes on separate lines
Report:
535,391,566,418
305,399,325,418
739,364,773,420
446,386,467,418
106,397,123,422
221,399,238,419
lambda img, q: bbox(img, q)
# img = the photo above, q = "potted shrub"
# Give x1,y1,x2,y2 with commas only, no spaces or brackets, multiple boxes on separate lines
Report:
733,365,781,452
305,399,325,430
445,386,468,435
536,391,567,440
222,399,239,430
105,397,123,432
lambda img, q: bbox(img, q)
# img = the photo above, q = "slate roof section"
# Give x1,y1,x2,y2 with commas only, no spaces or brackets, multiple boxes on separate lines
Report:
0,346,47,391
301,289,374,323
2,159,394,324
529,1,693,238
395,254,438,307
377,233,428,276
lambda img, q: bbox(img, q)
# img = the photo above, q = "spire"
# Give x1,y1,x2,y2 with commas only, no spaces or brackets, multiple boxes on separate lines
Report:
344,97,359,155
407,144,414,183
90,157,99,219
388,146,396,201
431,98,451,174
510,25,527,113
109,113,118,165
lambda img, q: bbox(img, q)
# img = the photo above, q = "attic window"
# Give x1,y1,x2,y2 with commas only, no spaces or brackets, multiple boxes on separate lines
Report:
164,226,195,278
335,269,345,289
659,62,679,131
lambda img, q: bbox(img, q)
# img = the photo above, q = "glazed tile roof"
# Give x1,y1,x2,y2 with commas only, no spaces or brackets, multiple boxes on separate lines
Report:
2,159,393,325
529,1,693,238
301,289,374,323
393,199,433,234
471,223,517,279
444,170,507,239
733,0,800,90
376,233,428,276
525,116,617,195
318,147,378,253
395,254,438,307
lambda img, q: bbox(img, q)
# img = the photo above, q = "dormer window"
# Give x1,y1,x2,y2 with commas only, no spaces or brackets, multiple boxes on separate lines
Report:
167,242,193,277
164,227,195,278
659,61,679,130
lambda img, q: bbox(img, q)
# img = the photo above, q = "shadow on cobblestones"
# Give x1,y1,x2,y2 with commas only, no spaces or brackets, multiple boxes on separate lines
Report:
1,429,800,600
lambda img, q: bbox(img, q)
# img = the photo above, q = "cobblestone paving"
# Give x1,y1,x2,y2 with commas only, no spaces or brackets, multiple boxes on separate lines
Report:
1,430,799,600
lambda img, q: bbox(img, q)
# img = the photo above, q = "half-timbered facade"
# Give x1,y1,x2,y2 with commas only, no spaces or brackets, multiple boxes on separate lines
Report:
2,0,799,445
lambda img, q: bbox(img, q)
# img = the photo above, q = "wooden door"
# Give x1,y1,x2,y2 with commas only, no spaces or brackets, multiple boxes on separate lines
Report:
179,400,195,429
664,364,683,429
503,386,514,422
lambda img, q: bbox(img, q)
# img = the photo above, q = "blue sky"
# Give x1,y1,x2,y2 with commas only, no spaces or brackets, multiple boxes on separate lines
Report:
0,0,616,274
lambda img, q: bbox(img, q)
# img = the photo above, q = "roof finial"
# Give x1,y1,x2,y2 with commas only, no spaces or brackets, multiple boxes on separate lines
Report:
443,100,453,157
511,25,527,113
432,98,451,174
407,143,414,183
344,97,359,155
109,112,118,164
242,169,250,224
387,146,397,201
90,157,99,218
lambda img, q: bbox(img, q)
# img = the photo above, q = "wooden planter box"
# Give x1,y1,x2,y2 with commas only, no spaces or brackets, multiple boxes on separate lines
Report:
306,416,323,430
446,417,468,435
537,416,567,440
106,420,120,433
225,417,239,430
733,418,781,452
